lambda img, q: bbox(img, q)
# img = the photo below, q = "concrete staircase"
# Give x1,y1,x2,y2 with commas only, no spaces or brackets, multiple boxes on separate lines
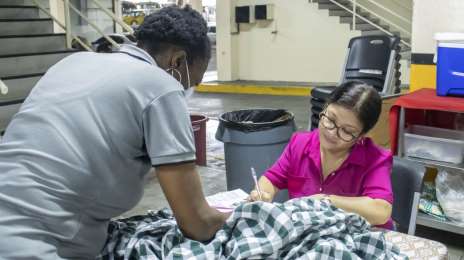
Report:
0,0,77,132
312,0,411,55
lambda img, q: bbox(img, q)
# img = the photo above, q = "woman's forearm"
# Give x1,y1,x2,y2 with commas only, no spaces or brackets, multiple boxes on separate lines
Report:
248,175,279,202
258,176,279,199
157,162,228,241
328,195,392,225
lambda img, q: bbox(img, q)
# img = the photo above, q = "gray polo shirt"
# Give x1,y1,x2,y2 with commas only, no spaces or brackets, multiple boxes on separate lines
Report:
0,45,196,259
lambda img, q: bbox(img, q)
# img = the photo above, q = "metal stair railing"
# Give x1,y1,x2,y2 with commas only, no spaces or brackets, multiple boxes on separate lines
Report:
32,0,93,51
315,0,412,48
364,0,411,27
32,0,135,51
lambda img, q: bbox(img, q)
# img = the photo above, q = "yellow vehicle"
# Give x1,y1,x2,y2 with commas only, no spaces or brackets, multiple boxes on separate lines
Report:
123,9,145,27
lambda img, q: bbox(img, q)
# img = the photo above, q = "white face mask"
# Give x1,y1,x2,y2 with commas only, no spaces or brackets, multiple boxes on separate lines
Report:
166,58,194,99
183,58,195,99
184,87,195,99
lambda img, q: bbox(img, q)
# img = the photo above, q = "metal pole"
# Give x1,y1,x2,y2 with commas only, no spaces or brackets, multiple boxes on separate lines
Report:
72,36,93,51
67,2,120,49
398,107,405,157
64,0,72,48
32,0,93,51
352,0,356,30
90,0,134,34
0,79,9,96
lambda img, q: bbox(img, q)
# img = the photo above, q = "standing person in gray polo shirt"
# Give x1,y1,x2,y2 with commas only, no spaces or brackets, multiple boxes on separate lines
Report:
0,6,228,259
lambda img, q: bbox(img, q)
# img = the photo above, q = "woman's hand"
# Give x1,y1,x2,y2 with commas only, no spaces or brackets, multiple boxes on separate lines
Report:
313,194,392,226
248,190,273,202
156,162,228,241
246,175,278,203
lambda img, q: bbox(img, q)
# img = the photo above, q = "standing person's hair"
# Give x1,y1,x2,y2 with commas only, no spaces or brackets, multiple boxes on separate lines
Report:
327,81,382,133
135,5,211,64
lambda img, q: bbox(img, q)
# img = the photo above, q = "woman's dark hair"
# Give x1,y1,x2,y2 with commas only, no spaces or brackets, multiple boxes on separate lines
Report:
327,81,381,134
135,5,211,64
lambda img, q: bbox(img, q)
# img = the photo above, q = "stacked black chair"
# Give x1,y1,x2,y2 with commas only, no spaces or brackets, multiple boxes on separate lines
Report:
310,86,335,130
391,157,425,235
310,35,402,130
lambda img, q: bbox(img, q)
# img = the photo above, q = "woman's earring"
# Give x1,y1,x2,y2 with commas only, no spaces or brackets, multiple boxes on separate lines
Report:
357,138,365,145
166,67,182,83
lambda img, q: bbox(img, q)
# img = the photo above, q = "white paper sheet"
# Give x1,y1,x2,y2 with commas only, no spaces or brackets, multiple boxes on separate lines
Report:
206,189,249,212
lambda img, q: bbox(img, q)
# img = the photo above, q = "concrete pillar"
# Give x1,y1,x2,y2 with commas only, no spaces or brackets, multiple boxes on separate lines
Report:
410,0,464,91
412,0,464,54
114,0,123,33
49,0,65,33
186,0,202,13
216,0,237,81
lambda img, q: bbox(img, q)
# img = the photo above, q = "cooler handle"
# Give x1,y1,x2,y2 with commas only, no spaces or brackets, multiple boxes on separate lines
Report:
451,71,464,77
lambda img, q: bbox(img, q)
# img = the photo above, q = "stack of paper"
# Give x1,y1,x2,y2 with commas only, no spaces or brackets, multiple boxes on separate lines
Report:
206,189,249,212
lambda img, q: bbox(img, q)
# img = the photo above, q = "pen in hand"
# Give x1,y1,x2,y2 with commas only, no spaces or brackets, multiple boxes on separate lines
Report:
251,167,263,201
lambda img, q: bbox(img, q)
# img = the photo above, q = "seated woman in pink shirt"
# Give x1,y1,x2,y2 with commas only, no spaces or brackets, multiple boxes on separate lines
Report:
249,81,393,229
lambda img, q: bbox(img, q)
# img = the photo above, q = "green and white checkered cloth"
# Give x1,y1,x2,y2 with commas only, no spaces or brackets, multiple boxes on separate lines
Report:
97,198,407,259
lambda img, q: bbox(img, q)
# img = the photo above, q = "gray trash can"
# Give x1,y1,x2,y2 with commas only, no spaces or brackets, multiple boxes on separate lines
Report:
215,108,296,202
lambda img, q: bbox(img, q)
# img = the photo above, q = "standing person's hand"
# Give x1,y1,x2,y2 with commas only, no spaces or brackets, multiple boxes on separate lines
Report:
248,190,272,202
157,162,228,241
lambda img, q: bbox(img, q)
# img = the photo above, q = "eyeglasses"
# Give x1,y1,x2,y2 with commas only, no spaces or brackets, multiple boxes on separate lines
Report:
319,112,360,142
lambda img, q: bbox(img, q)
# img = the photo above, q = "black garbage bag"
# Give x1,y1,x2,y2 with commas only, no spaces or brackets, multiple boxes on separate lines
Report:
218,109,294,132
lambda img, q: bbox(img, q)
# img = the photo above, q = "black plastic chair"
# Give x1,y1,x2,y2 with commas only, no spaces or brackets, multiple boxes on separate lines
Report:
342,35,401,93
309,35,402,130
391,157,425,235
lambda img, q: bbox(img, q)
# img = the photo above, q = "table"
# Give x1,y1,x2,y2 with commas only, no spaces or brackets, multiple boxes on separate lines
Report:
383,229,448,259
389,88,464,155
208,190,449,259
388,88,464,236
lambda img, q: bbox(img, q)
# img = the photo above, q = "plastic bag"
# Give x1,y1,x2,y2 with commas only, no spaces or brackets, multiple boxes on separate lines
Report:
218,109,294,132
435,169,464,225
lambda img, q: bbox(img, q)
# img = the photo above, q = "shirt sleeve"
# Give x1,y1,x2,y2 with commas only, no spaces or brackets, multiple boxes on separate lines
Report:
263,133,298,190
142,90,196,166
361,152,394,204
